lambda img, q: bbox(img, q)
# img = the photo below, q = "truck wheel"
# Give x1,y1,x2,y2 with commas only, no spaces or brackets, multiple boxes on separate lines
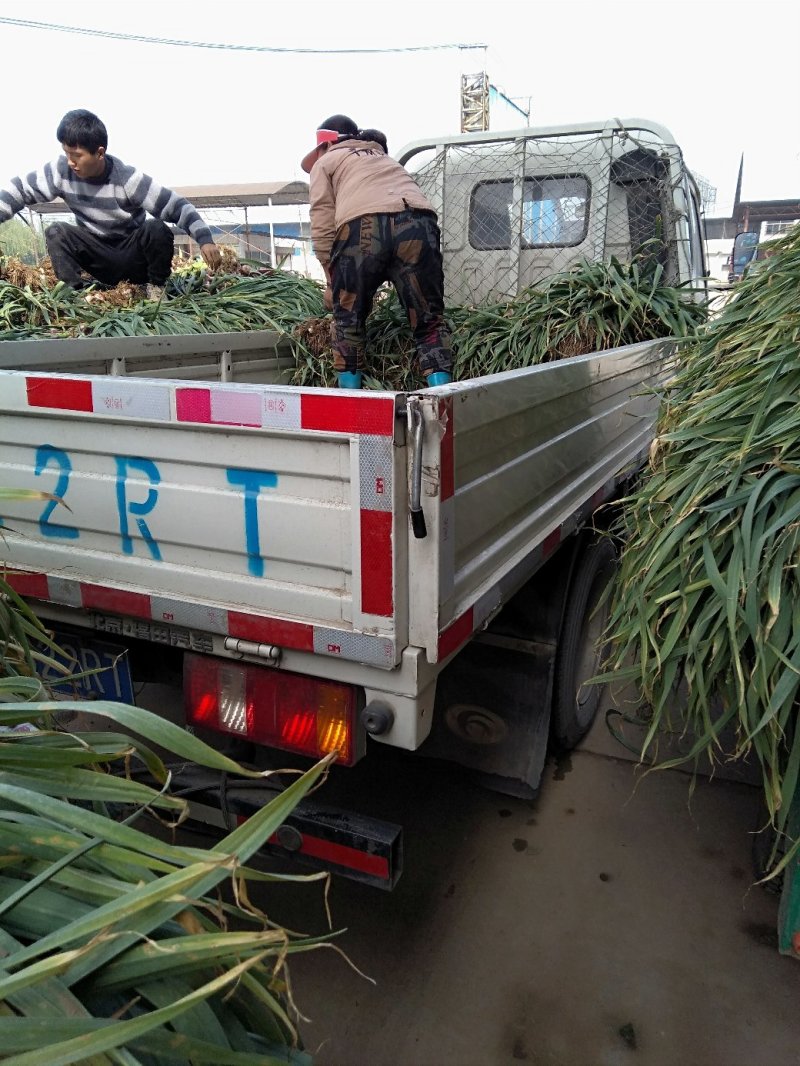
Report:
551,535,617,751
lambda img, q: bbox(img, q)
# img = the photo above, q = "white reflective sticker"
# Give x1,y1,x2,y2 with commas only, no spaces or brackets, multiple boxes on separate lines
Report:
261,391,302,431
92,380,171,420
47,576,84,608
313,627,396,668
0,371,32,411
359,435,394,512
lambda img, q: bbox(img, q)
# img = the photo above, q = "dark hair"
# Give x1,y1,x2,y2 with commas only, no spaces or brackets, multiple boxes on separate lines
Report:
318,114,359,137
317,114,387,154
359,128,388,154
56,110,108,152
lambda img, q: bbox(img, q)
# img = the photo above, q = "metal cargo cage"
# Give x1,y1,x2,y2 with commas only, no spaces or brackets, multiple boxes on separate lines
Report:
399,118,703,306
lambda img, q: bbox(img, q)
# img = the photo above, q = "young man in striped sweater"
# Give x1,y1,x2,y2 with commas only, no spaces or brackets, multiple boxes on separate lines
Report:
0,110,221,299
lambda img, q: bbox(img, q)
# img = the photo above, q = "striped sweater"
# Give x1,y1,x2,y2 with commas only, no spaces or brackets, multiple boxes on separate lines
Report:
0,155,214,247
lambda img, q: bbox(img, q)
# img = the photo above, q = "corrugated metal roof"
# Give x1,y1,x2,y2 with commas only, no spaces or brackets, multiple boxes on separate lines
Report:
169,181,310,207
29,180,309,214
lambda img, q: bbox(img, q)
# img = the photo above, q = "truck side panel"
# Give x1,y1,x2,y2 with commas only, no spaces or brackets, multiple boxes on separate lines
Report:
408,340,673,661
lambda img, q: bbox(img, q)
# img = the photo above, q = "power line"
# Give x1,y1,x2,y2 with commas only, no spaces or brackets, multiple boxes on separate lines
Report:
0,16,486,55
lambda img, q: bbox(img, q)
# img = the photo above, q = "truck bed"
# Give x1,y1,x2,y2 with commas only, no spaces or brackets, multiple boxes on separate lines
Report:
0,329,673,736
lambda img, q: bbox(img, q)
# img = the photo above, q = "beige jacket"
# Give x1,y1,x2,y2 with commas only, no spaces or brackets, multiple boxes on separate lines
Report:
309,139,435,265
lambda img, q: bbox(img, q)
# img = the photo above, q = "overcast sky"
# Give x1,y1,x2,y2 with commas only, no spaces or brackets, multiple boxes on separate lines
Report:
0,0,797,217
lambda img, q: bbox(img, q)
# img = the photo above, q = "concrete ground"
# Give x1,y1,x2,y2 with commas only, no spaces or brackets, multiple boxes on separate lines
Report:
255,707,800,1066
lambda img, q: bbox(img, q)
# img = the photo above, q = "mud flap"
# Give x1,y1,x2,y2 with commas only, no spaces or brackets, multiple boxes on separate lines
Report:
420,633,556,799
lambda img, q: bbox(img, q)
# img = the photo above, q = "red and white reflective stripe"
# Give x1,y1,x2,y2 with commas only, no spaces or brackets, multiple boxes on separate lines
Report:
6,372,397,438
435,455,646,664
6,572,396,669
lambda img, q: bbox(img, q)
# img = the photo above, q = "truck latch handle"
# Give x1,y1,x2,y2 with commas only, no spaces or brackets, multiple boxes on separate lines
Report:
407,398,427,539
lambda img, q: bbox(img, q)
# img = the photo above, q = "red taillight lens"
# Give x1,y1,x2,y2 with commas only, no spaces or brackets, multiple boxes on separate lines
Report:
184,654,359,765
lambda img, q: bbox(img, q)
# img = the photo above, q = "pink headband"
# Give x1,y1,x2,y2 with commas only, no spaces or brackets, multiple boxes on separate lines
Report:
316,129,341,147
301,128,344,173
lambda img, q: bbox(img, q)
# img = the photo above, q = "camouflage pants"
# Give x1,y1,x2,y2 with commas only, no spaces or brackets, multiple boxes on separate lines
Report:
328,210,452,378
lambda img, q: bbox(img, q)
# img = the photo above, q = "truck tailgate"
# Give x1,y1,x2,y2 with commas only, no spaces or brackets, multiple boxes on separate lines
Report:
0,370,404,669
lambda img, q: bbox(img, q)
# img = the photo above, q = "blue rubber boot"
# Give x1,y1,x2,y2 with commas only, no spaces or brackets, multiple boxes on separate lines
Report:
427,372,452,386
337,371,363,389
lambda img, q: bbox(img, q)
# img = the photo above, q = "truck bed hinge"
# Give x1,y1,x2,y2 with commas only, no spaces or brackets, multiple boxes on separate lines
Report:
223,637,281,663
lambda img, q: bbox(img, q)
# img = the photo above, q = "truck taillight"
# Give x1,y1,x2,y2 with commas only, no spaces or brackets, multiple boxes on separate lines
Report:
184,653,360,765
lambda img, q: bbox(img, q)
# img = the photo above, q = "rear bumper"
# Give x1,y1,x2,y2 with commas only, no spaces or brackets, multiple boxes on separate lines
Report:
168,765,403,890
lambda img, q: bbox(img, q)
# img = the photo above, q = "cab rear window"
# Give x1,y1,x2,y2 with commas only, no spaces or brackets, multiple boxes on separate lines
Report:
469,176,590,250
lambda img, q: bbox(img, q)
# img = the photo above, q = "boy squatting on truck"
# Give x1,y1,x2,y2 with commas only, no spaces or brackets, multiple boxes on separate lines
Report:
0,108,221,300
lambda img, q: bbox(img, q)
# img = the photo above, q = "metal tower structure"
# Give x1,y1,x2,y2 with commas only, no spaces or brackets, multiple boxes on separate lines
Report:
460,72,490,133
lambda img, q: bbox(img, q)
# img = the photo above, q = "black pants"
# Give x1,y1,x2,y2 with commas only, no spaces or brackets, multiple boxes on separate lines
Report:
45,219,174,288
329,210,451,378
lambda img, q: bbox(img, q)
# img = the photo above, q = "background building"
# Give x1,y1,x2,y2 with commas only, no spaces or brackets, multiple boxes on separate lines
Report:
704,200,800,281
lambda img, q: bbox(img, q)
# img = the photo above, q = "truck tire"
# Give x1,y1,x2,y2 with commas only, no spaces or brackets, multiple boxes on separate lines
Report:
551,535,617,751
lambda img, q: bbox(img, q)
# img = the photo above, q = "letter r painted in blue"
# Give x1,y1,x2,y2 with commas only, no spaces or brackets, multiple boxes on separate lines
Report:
115,457,162,560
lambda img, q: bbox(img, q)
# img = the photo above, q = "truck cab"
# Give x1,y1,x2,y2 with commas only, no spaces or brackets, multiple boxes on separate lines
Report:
399,117,708,305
